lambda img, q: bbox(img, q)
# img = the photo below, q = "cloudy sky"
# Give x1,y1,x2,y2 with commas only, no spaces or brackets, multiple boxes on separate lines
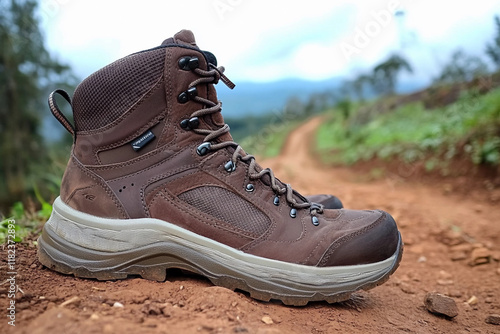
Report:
40,0,499,85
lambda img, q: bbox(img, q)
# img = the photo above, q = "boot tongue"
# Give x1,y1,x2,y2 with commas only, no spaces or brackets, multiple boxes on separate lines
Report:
161,30,218,68
161,29,198,48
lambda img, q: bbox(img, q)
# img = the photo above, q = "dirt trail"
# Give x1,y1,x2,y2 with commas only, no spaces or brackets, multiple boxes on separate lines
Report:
3,117,500,334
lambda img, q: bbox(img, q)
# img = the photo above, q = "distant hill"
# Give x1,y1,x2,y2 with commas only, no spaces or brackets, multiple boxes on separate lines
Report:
41,78,426,141
217,78,343,117
217,78,426,118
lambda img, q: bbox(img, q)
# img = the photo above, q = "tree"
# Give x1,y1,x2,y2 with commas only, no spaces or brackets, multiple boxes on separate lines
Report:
486,15,500,69
434,49,488,85
350,74,373,101
0,0,73,210
371,54,413,96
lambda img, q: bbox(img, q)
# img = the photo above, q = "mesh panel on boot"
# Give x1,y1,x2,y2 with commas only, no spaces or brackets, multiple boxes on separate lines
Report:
178,186,270,236
72,48,165,131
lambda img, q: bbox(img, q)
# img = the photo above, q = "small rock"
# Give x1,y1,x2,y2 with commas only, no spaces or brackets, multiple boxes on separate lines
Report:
90,313,100,320
448,290,462,298
398,274,410,282
104,289,147,304
403,236,415,245
261,315,274,325
59,296,81,308
469,247,491,266
439,270,452,279
450,251,467,261
141,302,162,316
496,268,500,276
47,295,60,303
486,314,500,325
113,302,124,308
466,295,478,305
399,282,417,294
485,297,494,304
450,243,473,253
437,279,454,286
424,292,459,318
417,256,427,263
437,230,464,246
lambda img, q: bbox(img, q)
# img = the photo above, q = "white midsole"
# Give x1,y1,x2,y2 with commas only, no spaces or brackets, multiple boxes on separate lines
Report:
45,197,396,286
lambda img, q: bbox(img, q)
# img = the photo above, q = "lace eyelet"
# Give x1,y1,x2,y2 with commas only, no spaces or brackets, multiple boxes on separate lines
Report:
290,208,297,218
180,117,200,130
178,56,199,70
187,86,198,99
196,142,211,156
178,91,189,103
273,195,280,206
187,57,199,70
178,56,191,70
177,87,198,104
311,216,319,226
224,160,236,173
245,184,254,192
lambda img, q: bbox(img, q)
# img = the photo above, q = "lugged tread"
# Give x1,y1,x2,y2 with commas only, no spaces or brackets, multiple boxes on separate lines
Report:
38,225,403,306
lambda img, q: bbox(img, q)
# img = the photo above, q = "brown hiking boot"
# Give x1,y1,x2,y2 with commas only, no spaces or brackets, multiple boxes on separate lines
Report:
38,29,402,306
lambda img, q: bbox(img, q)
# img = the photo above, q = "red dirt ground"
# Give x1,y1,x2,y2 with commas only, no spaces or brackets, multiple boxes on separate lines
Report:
2,117,500,333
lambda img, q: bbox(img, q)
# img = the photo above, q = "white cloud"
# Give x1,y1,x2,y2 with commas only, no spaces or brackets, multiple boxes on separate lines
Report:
39,0,500,83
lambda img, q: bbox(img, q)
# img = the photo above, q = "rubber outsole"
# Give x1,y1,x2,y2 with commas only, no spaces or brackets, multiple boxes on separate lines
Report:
37,197,403,306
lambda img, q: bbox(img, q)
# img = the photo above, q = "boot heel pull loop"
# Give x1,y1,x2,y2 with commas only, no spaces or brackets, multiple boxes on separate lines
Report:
48,89,75,138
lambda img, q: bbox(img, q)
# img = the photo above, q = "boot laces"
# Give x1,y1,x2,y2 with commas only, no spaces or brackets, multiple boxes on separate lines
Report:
186,63,324,223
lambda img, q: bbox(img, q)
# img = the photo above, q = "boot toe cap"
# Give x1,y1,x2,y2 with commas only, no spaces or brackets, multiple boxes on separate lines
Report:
318,210,400,267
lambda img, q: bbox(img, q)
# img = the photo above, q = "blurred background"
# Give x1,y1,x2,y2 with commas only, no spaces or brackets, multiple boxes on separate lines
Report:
1,0,500,238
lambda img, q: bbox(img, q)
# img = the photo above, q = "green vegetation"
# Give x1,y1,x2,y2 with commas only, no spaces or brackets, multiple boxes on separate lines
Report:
314,15,500,171
227,94,328,157
240,120,301,158
0,0,76,213
316,87,500,169
0,194,52,244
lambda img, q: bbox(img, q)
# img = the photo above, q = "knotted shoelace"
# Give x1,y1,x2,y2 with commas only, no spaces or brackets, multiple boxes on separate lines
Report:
185,63,324,225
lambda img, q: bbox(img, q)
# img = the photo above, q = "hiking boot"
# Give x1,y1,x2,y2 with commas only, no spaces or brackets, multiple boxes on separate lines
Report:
38,29,402,306
306,194,343,209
